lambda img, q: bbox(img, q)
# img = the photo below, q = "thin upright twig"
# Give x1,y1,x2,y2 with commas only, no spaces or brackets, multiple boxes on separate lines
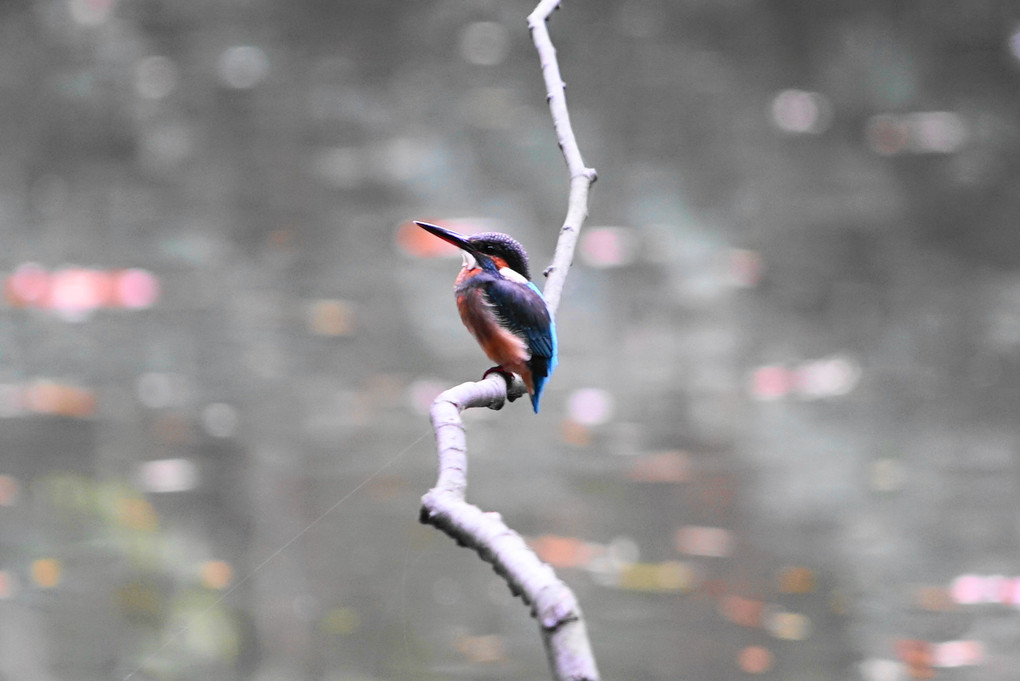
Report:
528,0,598,315
419,2,599,680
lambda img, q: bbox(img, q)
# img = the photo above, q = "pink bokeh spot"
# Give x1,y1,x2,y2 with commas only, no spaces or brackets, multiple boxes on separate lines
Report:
115,269,160,309
8,262,50,306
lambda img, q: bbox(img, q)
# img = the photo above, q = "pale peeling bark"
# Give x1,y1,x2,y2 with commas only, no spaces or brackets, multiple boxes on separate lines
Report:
420,3,599,680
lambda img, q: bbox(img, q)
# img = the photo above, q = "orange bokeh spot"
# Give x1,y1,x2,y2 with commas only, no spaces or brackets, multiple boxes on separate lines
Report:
896,639,935,679
0,570,15,598
31,558,62,588
0,475,20,506
737,646,774,674
395,220,461,258
530,535,597,569
719,594,764,628
627,451,690,483
201,560,234,590
306,299,356,336
778,565,816,594
23,381,96,418
561,419,591,447
5,263,50,307
452,631,506,664
119,497,158,532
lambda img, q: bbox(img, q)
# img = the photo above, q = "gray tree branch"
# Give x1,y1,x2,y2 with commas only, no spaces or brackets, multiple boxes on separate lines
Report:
528,0,598,315
419,2,599,680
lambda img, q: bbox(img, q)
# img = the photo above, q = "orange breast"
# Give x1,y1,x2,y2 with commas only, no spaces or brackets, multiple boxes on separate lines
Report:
456,286,534,392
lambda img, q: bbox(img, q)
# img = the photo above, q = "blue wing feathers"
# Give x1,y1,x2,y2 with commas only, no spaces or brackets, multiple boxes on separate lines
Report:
481,277,558,412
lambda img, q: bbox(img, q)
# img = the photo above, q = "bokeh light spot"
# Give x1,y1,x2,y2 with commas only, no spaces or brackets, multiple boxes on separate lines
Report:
749,365,793,400
118,496,158,531
0,474,21,506
914,585,953,612
406,378,447,415
1010,26,1020,63
201,560,234,590
719,594,764,627
738,645,774,674
396,219,460,258
306,299,356,337
655,561,695,591
138,458,199,493
49,268,110,322
69,0,113,26
950,573,985,605
115,269,160,309
933,640,984,668
24,381,96,417
560,418,592,447
459,21,510,66
859,658,905,681
566,388,614,426
0,571,16,599
794,356,861,398
866,114,910,156
778,565,816,594
674,525,733,557
217,45,269,89
770,89,833,134
322,606,360,635
766,611,812,640
607,535,640,566
579,227,639,269
530,534,598,569
452,631,507,664
627,450,690,483
896,639,935,678
6,262,50,307
617,561,695,592
909,111,967,153
867,112,967,155
31,558,62,588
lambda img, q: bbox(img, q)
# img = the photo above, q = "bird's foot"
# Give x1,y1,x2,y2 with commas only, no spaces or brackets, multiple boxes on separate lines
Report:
482,366,521,405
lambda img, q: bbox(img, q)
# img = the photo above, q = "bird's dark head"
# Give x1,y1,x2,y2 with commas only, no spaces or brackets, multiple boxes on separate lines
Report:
465,232,531,281
415,221,532,281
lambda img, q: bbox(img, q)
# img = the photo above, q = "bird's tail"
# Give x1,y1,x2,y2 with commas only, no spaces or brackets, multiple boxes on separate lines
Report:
530,373,549,413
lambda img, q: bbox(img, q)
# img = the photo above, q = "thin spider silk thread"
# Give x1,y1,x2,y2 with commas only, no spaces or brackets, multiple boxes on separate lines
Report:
122,429,430,680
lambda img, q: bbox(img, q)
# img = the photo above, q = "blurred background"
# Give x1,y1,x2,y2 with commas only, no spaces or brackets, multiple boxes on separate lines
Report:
3,0,1020,679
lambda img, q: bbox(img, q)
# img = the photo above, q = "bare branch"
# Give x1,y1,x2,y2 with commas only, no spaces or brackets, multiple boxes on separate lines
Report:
419,2,599,680
421,374,600,681
528,0,598,314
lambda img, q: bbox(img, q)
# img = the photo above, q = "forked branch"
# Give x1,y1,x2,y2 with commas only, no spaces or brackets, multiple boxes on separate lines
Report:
419,3,599,680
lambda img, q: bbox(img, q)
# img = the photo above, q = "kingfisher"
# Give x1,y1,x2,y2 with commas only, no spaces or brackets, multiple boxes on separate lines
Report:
415,220,558,413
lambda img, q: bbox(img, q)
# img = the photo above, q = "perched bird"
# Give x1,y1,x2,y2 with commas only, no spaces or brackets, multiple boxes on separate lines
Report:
415,220,557,413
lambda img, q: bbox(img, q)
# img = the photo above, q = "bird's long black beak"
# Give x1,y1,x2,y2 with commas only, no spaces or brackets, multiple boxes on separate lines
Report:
414,221,477,254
